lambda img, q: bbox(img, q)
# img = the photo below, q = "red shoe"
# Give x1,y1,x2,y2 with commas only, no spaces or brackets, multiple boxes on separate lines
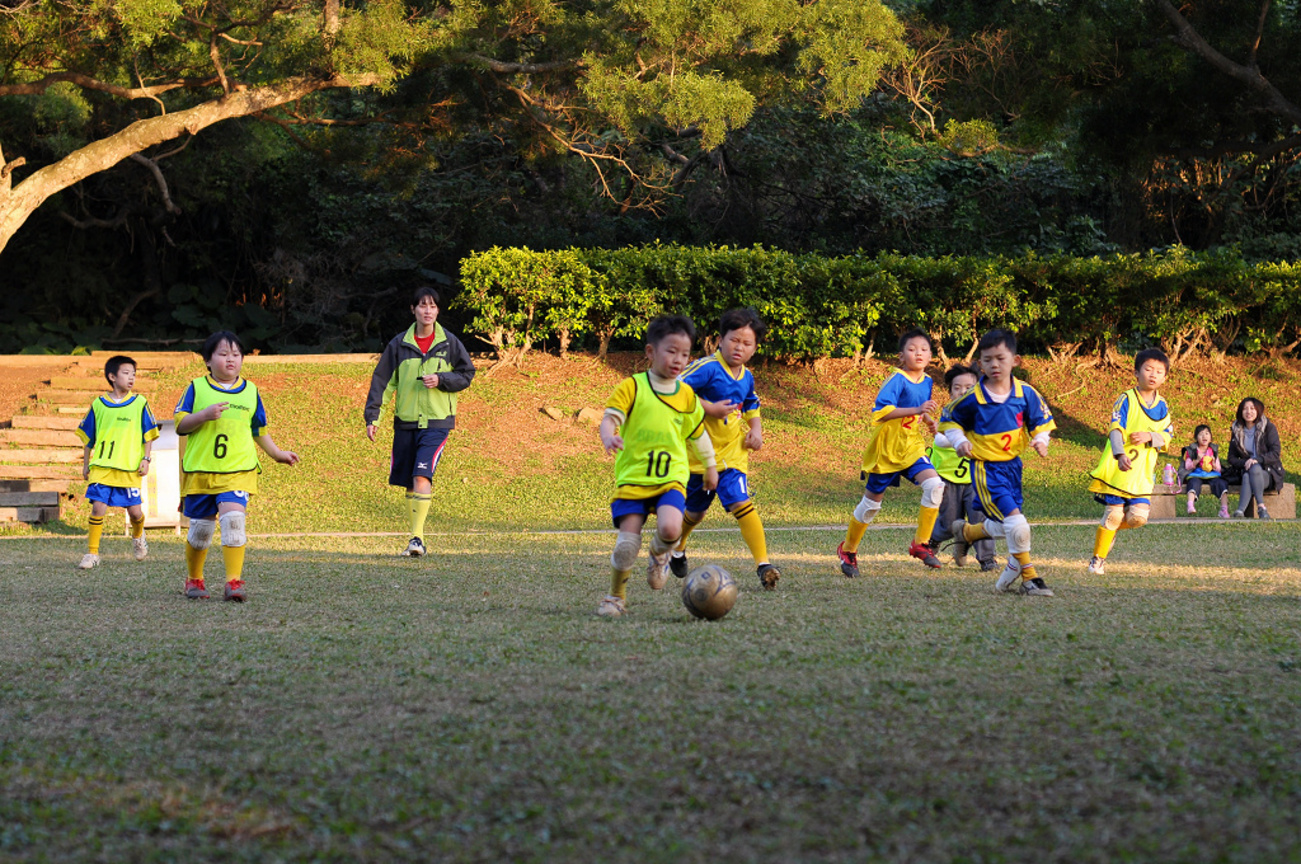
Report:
908,540,943,569
223,579,246,602
837,541,859,578
184,578,209,599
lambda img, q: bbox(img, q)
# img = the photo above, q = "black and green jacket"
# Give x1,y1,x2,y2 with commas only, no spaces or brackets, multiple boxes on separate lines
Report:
364,323,476,430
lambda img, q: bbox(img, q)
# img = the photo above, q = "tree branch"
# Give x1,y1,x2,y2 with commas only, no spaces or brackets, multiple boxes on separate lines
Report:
461,53,581,74
59,208,128,230
128,153,182,214
1249,0,1270,70
0,72,219,99
1154,0,1301,126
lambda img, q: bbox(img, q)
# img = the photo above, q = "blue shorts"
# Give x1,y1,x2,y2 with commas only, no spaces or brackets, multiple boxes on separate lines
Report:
863,456,935,495
1095,494,1151,507
610,488,687,527
390,427,450,489
684,469,750,512
85,483,142,509
971,458,1023,521
183,490,250,519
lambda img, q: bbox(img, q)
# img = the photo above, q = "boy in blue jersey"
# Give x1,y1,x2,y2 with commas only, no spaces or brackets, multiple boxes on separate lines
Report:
837,329,946,577
927,365,998,570
670,308,780,590
946,329,1058,596
75,355,161,569
1086,348,1173,575
175,331,299,601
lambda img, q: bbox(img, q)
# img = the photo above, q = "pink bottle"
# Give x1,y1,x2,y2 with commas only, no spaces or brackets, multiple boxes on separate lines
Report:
1162,463,1177,487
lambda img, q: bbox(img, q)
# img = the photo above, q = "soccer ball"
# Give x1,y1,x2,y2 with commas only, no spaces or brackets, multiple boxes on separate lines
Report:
682,565,738,620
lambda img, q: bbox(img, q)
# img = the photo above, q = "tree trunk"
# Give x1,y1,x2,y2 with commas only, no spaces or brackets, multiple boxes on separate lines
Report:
0,73,380,255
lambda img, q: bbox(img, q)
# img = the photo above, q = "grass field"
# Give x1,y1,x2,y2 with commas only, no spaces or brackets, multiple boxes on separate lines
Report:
4,522,1300,862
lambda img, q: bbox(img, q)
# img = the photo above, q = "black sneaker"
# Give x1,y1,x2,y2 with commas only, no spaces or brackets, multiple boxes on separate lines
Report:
837,541,859,578
1021,577,1055,597
757,563,780,590
669,552,689,579
978,558,1000,572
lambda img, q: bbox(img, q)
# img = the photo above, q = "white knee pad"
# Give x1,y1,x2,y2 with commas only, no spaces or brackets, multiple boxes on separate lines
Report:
611,531,642,570
219,511,247,547
853,496,882,523
1101,504,1124,531
920,476,945,509
982,519,1006,539
1124,504,1150,530
187,518,215,550
1004,513,1031,554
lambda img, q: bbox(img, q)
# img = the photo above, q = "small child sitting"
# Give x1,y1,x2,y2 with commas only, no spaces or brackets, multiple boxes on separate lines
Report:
1181,424,1228,518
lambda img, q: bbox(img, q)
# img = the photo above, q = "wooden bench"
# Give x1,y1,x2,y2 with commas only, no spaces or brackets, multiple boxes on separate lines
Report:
1148,482,1295,519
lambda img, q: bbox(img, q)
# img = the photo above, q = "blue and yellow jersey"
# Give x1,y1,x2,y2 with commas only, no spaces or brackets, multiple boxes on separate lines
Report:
926,405,971,484
1087,388,1173,498
76,394,161,489
175,376,269,495
605,373,706,501
947,377,1056,462
680,351,760,474
860,369,932,475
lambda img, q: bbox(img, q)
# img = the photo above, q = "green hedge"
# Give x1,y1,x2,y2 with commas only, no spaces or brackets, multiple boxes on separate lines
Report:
458,245,1301,361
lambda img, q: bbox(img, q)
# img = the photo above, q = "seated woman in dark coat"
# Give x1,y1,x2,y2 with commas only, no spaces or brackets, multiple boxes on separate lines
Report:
1224,397,1284,519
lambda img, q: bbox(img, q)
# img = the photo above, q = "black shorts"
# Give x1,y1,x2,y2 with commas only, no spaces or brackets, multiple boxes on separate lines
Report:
389,427,450,489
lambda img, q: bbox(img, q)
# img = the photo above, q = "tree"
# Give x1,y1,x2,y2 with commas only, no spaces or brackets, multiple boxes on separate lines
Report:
0,0,908,256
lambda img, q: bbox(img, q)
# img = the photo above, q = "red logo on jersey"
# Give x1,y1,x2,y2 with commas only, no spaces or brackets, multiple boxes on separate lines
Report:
1015,411,1024,428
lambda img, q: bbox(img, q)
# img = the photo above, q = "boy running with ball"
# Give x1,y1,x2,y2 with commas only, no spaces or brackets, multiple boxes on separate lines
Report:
596,315,718,618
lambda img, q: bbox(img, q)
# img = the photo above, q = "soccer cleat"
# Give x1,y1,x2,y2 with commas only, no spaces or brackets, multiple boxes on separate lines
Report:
1086,555,1106,576
836,541,859,578
596,594,627,617
757,563,781,590
1021,577,1055,597
994,562,1022,593
949,518,969,566
403,537,426,557
132,537,149,561
979,558,1000,572
77,553,100,570
184,578,209,599
223,580,246,602
909,540,943,569
647,550,670,590
670,551,689,579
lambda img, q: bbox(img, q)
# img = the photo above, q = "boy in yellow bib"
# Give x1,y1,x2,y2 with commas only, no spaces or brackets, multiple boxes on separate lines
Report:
596,315,718,618
175,331,299,601
76,355,161,569
1086,348,1173,575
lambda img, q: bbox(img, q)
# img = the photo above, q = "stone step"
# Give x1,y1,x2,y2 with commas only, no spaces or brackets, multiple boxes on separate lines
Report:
0,429,81,447
0,491,59,507
56,406,86,415
49,377,157,392
0,465,80,480
0,506,59,523
10,416,81,430
0,449,82,464
39,390,103,405
244,353,380,366
0,478,71,494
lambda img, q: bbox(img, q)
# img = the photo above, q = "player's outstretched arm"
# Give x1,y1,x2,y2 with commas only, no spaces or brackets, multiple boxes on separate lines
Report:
599,414,623,455
256,434,300,466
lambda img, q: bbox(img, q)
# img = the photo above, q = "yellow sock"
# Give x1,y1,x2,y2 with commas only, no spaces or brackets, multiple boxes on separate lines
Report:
130,516,145,539
222,545,246,582
963,521,992,542
409,492,432,538
844,517,870,554
1013,551,1035,582
87,515,105,555
914,505,939,546
185,543,208,582
731,502,769,565
676,512,704,552
610,568,631,601
1093,527,1117,559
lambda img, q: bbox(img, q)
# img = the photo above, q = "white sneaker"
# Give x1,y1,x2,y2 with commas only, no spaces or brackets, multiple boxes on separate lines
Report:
596,595,627,617
647,551,669,590
403,537,426,557
1086,555,1105,575
995,560,1022,593
132,537,149,561
78,553,100,570
1021,577,1055,597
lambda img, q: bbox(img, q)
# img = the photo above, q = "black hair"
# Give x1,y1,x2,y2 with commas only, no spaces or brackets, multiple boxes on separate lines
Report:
944,364,978,388
645,314,696,346
1135,347,1170,373
103,355,136,384
718,308,767,341
897,328,932,353
412,285,441,307
977,328,1017,354
201,330,247,362
1236,397,1266,426
1193,424,1212,440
